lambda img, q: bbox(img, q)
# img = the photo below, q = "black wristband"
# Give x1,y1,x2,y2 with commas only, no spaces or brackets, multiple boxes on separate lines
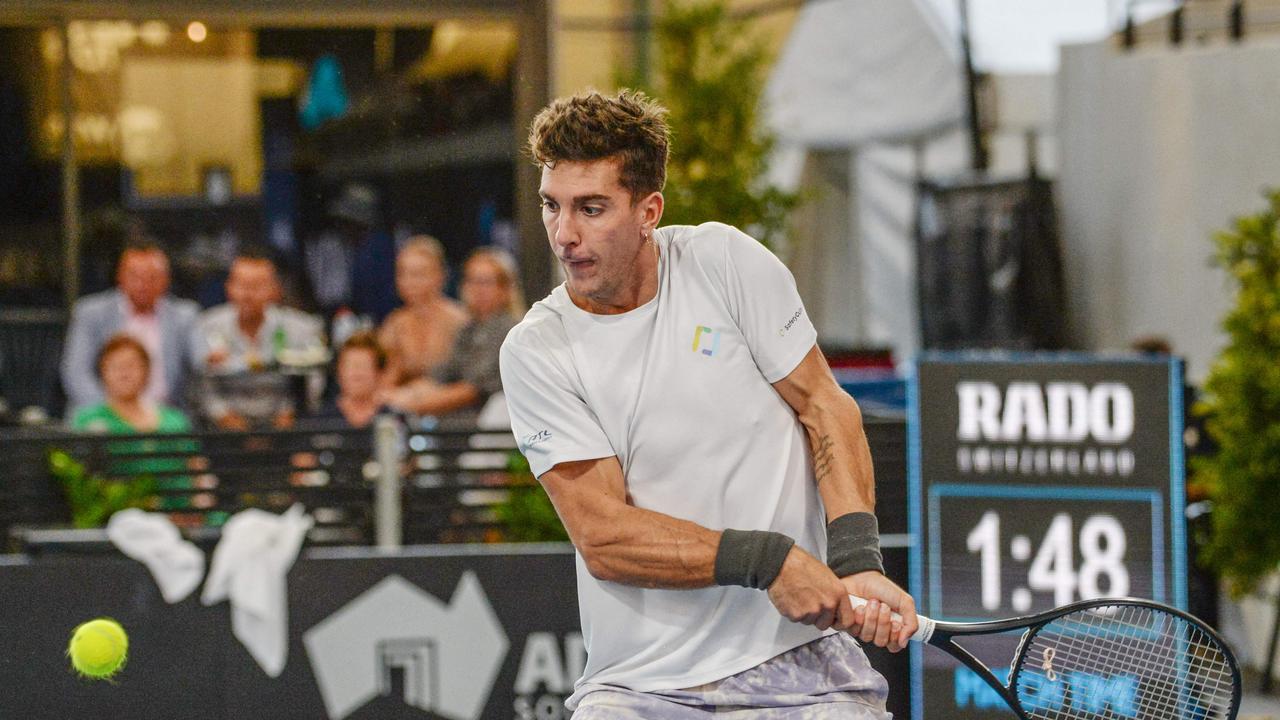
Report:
827,512,884,577
714,529,795,589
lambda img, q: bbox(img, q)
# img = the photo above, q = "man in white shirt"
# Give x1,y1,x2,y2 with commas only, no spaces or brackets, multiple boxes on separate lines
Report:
191,247,324,430
499,91,918,718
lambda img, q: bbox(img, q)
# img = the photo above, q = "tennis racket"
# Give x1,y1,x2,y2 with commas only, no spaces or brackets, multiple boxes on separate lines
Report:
849,595,1240,720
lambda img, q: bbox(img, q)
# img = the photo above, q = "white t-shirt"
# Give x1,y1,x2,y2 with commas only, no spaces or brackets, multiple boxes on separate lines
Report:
499,222,827,703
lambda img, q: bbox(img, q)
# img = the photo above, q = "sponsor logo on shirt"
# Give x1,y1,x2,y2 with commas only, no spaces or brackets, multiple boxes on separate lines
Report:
524,429,552,447
778,307,804,337
691,325,721,357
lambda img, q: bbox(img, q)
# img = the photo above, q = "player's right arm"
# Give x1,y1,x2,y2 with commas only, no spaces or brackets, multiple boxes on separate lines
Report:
502,324,855,630
538,455,857,630
537,456,716,588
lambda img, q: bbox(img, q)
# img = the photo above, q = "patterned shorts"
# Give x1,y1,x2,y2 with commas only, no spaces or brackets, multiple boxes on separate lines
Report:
571,634,891,719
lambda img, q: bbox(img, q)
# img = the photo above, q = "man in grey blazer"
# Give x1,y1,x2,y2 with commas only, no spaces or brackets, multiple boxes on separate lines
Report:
60,241,200,418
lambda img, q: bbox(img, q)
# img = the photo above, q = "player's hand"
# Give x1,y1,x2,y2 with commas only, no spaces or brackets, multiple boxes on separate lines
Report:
767,546,856,632
839,572,918,653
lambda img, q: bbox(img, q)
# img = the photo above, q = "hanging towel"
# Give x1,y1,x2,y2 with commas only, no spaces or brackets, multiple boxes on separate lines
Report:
106,508,205,604
202,503,313,677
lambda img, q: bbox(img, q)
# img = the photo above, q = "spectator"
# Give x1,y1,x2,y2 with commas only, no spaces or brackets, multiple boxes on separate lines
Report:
378,236,468,388
1131,335,1172,356
72,334,197,513
383,248,524,428
61,240,199,418
308,332,393,429
72,334,191,434
191,246,325,430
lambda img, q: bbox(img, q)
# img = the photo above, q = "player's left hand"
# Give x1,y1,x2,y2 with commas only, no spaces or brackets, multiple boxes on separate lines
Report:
839,572,918,653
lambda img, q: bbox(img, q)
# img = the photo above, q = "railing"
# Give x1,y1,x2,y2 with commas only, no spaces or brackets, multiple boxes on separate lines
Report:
2,416,912,556
0,416,523,554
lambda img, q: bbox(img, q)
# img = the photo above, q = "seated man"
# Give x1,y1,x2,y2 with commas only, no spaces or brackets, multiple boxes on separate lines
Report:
191,246,325,430
61,240,199,417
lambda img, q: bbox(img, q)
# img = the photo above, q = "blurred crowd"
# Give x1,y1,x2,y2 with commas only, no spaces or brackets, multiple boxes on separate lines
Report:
60,211,526,442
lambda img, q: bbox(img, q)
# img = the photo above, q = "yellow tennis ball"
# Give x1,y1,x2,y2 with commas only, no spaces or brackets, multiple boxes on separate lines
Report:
67,618,128,680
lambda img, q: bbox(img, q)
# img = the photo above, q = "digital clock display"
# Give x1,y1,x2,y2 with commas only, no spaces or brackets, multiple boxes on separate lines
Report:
931,487,1161,617
907,354,1186,720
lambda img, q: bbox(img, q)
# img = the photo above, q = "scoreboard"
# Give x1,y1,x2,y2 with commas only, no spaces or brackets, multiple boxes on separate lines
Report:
907,354,1186,720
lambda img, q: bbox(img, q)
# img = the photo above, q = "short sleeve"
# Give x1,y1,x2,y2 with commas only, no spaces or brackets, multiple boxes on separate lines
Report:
161,407,192,432
715,225,817,382
499,334,616,478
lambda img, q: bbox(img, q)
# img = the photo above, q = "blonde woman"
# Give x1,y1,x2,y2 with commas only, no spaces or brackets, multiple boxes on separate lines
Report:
378,235,468,387
383,248,524,427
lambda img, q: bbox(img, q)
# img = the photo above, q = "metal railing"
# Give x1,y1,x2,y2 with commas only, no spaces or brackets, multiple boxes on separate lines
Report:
2,417,912,555
0,416,523,554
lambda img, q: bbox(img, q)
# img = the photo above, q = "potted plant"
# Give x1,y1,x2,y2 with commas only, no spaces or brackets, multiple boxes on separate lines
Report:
1195,191,1280,595
47,449,157,529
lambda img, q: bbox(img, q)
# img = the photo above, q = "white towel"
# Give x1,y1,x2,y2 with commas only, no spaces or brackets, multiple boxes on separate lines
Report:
202,503,313,677
106,509,205,604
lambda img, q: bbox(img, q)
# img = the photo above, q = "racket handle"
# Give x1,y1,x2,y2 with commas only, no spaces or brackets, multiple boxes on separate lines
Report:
847,595,936,644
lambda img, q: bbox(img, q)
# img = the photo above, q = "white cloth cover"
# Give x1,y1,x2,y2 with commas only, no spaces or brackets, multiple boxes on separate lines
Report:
106,508,205,604
763,0,967,361
765,0,961,148
202,503,313,677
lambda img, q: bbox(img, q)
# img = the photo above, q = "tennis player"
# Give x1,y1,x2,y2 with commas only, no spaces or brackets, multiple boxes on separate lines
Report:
500,90,918,718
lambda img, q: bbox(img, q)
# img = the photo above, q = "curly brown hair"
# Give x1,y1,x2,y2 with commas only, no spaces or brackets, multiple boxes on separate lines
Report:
527,89,670,201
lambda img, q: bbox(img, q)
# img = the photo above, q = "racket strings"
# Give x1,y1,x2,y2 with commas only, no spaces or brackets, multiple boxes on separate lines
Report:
1052,608,1209,707
1019,637,1179,720
1024,611,1179,720
1012,604,1235,720
1035,606,1229,720
1019,607,1231,720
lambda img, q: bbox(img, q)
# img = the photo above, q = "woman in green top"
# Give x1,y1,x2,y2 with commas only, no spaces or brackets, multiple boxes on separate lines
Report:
73,333,191,433
72,334,195,510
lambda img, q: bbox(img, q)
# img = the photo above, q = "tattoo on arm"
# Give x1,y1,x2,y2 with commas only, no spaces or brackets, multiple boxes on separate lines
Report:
813,434,835,485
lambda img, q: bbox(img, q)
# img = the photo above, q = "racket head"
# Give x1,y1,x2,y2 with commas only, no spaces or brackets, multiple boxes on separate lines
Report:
1008,598,1240,720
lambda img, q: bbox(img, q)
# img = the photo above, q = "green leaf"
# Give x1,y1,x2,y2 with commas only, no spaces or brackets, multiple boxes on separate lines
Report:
47,448,161,529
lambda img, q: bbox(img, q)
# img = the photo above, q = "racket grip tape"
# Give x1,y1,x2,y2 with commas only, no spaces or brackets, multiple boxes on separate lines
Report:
847,594,936,643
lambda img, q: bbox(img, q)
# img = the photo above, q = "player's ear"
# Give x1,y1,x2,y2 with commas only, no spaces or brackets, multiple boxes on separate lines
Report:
638,190,664,234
